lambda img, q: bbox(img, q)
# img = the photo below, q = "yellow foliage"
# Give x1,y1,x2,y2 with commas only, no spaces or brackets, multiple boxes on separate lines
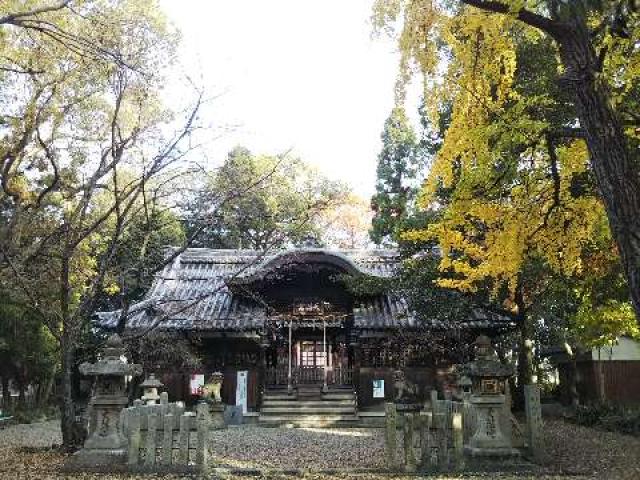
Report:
376,1,613,304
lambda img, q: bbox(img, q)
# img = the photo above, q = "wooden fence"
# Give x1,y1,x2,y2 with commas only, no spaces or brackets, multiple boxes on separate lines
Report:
265,366,354,386
123,396,211,473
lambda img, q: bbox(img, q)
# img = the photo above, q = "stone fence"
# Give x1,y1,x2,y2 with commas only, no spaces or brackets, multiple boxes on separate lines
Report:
385,387,541,472
123,396,211,473
385,397,467,472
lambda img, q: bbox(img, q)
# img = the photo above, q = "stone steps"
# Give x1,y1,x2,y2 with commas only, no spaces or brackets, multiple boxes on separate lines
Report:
259,386,358,427
258,414,359,428
262,400,356,407
261,406,356,414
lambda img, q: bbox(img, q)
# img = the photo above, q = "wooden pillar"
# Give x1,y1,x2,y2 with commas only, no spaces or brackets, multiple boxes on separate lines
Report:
287,321,293,394
258,340,267,407
322,321,328,392
351,341,361,399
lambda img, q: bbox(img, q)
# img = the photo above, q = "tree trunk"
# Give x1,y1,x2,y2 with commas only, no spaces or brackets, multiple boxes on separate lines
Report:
37,374,55,409
515,317,534,409
514,284,533,410
596,347,607,403
59,253,79,450
556,20,640,322
1,376,11,412
60,332,77,450
17,380,25,409
564,343,580,408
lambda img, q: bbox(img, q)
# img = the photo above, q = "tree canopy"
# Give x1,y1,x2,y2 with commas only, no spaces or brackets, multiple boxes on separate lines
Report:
372,0,640,324
184,146,349,250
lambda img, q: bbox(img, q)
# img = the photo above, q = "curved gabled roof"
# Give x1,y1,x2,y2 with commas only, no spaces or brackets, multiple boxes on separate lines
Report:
95,248,403,331
94,247,513,332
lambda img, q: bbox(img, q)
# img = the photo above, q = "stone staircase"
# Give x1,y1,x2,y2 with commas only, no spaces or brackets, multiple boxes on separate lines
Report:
259,385,358,427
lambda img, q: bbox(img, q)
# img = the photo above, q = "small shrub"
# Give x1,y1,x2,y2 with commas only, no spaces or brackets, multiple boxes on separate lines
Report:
573,404,640,436
9,406,59,424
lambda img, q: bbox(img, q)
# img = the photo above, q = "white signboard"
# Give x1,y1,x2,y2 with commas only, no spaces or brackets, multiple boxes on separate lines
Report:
373,379,385,398
236,370,248,414
190,374,204,395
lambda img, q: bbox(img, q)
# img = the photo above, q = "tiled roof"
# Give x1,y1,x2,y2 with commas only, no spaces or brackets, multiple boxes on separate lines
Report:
95,248,405,331
95,248,513,332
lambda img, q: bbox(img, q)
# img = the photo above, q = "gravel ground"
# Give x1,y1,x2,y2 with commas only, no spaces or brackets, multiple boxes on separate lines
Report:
0,420,61,448
210,426,388,469
0,417,638,479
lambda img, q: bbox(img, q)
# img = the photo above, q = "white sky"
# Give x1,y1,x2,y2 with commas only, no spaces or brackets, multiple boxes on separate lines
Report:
159,0,409,198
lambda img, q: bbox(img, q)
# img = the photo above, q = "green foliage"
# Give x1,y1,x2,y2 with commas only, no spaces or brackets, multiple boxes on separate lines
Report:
335,273,393,297
125,332,201,374
370,107,422,246
0,295,58,398
573,404,640,437
185,146,347,250
100,207,185,311
9,405,59,424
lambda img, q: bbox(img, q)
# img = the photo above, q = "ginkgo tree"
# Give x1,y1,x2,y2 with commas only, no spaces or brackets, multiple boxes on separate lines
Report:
372,0,640,324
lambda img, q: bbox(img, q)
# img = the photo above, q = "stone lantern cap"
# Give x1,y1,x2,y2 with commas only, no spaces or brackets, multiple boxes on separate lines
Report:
79,334,142,377
140,373,164,389
464,335,513,380
457,374,472,388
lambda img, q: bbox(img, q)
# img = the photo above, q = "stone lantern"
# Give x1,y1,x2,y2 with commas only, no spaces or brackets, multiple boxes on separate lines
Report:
457,374,473,400
140,373,163,405
464,335,517,458
68,334,142,468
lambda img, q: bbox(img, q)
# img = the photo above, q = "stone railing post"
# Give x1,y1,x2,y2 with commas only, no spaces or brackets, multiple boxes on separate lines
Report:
419,411,433,469
127,409,141,466
178,413,190,464
145,413,157,467
162,413,173,465
524,384,544,462
196,403,210,472
403,412,417,472
452,411,464,470
384,402,397,468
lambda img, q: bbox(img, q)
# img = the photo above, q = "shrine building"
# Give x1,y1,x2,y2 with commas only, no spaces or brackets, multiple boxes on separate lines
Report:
96,248,510,425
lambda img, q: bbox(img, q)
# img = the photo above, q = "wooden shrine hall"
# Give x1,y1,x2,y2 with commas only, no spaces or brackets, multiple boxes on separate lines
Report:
96,248,509,425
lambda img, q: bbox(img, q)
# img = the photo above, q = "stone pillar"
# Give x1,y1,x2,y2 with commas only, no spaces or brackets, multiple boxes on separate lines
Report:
196,403,210,472
452,411,464,470
384,402,397,468
419,411,433,470
524,384,544,462
403,412,417,472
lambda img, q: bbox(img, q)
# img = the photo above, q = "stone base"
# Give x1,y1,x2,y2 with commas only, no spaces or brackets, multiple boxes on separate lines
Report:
465,446,520,458
210,403,225,429
63,448,127,471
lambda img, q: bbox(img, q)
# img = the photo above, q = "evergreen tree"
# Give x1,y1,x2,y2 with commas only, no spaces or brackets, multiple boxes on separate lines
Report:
370,107,421,246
